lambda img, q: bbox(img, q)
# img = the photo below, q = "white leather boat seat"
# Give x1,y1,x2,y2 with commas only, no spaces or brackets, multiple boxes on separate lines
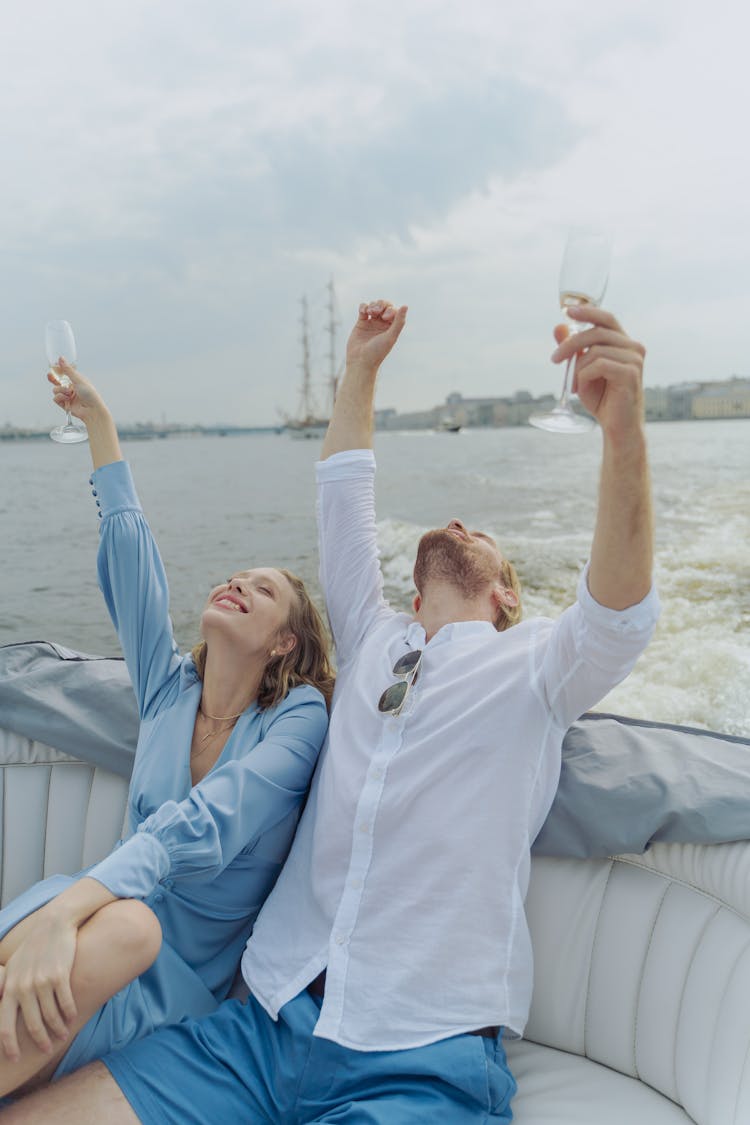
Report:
514,848,750,1124
507,1040,693,1123
0,729,128,908
2,726,749,1124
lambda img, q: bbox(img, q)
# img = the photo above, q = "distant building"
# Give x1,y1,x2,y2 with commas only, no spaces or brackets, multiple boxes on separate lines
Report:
444,393,501,426
366,375,750,434
692,377,750,419
374,408,398,428
377,406,438,431
667,383,702,420
441,392,547,427
644,386,670,421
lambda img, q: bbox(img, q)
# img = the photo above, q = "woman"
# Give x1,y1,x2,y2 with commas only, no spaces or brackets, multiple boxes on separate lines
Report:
0,361,333,1098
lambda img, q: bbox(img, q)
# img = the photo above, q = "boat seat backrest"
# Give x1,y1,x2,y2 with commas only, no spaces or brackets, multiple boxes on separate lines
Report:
3,725,750,1125
0,729,129,909
524,848,750,1125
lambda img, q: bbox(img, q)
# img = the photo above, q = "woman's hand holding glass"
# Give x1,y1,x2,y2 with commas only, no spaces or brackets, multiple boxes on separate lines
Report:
49,359,123,472
46,320,89,444
48,359,107,424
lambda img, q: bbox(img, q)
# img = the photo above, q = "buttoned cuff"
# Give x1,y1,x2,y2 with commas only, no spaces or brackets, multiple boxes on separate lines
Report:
577,562,660,634
87,832,170,901
316,449,375,482
89,460,142,521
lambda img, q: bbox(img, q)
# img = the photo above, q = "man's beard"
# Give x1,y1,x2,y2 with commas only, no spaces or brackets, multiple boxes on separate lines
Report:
413,530,499,600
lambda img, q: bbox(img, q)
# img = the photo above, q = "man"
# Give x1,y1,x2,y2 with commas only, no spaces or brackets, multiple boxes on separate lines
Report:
3,299,659,1123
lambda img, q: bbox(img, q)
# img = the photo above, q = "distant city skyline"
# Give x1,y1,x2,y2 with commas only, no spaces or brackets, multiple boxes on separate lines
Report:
5,374,748,441
2,2,750,429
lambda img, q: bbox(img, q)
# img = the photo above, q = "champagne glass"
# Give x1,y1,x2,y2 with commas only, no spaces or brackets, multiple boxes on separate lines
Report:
529,227,612,433
46,320,88,444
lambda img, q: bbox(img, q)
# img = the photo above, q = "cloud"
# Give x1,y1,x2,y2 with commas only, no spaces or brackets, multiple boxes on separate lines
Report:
259,81,576,245
2,0,750,428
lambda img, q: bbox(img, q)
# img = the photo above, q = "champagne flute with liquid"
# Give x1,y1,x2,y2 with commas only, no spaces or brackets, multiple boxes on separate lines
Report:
529,227,612,433
46,320,88,444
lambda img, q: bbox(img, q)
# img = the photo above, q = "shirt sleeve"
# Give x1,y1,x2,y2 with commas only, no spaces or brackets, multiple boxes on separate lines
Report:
92,461,182,720
532,563,661,730
85,688,328,900
316,450,394,666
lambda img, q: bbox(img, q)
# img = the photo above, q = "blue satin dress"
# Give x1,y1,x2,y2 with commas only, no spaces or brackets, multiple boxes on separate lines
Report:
0,460,328,1078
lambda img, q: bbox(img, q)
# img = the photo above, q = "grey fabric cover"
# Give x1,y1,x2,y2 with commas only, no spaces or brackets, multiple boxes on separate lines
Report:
0,641,138,778
0,641,748,856
532,712,750,857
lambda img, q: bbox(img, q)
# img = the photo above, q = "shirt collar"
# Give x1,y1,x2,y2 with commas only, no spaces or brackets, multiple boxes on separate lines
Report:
405,618,497,647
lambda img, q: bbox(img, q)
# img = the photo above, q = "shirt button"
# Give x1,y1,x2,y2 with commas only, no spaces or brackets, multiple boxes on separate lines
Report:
359,822,370,834
335,933,346,945
371,768,383,780
350,878,362,890
153,893,164,903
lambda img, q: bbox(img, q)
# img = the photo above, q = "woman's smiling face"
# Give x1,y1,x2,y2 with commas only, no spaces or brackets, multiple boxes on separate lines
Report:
201,569,297,657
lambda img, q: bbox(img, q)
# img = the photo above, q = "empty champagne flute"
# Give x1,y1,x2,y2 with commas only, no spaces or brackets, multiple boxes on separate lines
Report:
46,320,88,443
529,227,612,433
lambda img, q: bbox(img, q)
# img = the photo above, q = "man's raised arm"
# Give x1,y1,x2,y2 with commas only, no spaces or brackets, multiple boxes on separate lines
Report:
321,300,408,459
553,305,654,610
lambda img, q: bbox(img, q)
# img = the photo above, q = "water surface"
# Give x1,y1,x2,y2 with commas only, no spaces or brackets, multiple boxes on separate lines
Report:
2,420,748,734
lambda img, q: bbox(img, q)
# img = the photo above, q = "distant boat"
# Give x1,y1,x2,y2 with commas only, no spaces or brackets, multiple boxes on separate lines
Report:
436,415,462,433
284,281,341,440
286,417,328,441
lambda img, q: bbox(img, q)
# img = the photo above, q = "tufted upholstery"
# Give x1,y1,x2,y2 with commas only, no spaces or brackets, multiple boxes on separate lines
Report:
0,728,128,909
2,725,749,1123
510,847,750,1124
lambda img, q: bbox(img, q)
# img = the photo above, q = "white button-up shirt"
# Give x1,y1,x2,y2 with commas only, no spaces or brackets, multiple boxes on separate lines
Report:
241,449,660,1051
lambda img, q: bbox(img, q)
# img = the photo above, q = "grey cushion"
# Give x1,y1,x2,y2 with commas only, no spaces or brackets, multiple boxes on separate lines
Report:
1,641,748,856
0,641,138,779
533,712,750,857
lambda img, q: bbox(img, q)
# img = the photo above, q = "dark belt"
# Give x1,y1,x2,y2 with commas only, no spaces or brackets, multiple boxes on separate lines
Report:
306,971,499,1039
307,969,327,997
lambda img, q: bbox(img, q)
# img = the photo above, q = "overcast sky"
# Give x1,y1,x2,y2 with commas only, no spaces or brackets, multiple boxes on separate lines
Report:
2,0,749,428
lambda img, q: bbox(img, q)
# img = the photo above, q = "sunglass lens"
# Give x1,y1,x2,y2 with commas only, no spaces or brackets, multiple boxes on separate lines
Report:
393,650,421,675
378,681,409,714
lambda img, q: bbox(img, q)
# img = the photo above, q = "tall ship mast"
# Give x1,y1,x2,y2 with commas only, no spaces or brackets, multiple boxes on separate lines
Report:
286,281,340,440
325,276,343,407
298,296,317,424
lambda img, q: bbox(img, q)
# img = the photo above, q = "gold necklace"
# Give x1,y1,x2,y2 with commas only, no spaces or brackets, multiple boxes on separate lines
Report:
194,706,244,752
199,703,246,722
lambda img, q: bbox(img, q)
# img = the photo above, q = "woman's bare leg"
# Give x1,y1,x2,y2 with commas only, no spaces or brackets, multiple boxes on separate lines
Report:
0,901,161,1098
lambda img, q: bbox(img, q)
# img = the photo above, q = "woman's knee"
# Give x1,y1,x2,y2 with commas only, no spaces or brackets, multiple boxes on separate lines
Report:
94,900,162,972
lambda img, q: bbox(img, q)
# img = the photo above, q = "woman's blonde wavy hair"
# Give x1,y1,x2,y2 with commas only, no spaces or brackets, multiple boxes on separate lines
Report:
494,558,522,632
191,569,335,712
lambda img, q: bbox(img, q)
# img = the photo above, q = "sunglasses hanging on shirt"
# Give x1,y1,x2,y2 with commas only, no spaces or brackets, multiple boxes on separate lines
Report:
377,650,423,717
